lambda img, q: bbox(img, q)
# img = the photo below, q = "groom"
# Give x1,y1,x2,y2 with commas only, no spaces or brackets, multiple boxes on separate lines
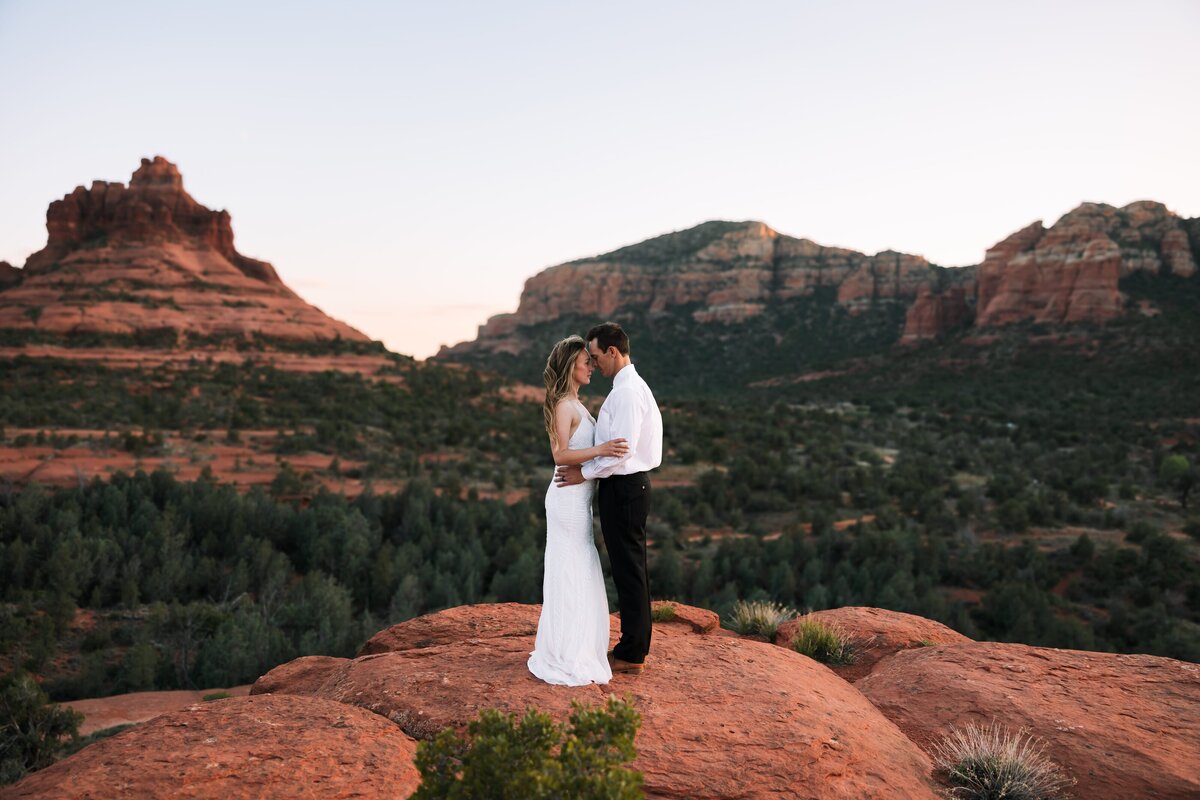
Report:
555,322,663,674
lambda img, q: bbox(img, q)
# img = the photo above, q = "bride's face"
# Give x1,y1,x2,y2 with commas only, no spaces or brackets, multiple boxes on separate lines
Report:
571,348,593,388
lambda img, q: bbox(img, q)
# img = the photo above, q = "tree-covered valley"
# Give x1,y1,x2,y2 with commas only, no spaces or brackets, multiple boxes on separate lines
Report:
2,271,1198,703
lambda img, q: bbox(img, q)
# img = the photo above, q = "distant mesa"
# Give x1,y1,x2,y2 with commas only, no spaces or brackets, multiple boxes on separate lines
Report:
439,219,956,359
439,201,1199,359
0,156,368,343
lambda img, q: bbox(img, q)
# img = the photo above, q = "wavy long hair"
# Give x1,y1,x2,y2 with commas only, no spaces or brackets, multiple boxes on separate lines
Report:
543,335,587,445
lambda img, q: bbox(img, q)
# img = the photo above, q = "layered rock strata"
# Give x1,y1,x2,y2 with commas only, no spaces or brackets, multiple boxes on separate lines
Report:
441,201,1198,356
910,200,1198,338
0,157,368,342
441,221,944,359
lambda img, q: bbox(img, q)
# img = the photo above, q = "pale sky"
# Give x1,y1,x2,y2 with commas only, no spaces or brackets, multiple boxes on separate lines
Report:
1,1,1197,358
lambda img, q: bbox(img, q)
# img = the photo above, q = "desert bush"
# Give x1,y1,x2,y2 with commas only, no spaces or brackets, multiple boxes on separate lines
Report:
413,696,642,799
725,599,795,638
789,617,856,665
0,672,83,785
932,721,1074,800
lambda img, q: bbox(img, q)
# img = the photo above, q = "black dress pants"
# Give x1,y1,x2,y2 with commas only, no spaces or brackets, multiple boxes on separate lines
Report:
598,472,652,663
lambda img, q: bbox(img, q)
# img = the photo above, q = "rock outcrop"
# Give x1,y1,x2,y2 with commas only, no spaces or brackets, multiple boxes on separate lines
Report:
19,603,1200,798
440,221,945,359
9,694,421,799
773,606,972,682
438,202,1198,358
899,283,973,343
256,602,942,799
856,641,1200,800
905,201,1199,340
0,261,21,289
0,157,369,342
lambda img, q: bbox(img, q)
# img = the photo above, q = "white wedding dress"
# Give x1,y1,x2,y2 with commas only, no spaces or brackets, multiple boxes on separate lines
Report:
527,401,613,686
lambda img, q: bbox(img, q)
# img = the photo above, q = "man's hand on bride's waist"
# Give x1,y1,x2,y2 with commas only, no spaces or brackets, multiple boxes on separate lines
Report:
554,464,585,488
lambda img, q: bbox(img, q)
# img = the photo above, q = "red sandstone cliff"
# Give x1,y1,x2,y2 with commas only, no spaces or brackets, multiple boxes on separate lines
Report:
0,157,369,342
441,220,946,358
441,202,1197,357
903,200,1198,341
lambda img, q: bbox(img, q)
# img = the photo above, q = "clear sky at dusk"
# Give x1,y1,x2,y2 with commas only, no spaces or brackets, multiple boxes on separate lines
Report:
1,1,1197,357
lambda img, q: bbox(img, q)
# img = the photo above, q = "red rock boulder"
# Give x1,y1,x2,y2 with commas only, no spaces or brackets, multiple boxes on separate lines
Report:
357,601,541,656
8,693,420,799
0,157,369,342
257,602,941,799
856,641,1200,800
774,607,972,682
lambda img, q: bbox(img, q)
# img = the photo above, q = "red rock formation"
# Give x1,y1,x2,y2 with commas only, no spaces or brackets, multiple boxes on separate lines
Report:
441,221,942,358
9,694,420,799
903,201,1198,340
23,603,1199,798
257,602,942,799
0,157,369,342
856,641,1200,800
900,284,973,343
0,261,21,289
357,601,540,655
974,202,1197,328
434,202,1197,355
773,606,972,682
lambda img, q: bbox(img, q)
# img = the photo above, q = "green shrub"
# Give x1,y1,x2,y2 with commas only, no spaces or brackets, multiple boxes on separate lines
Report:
0,672,83,785
651,603,677,623
932,721,1074,800
413,696,642,799
725,599,795,638
202,692,231,701
789,617,856,665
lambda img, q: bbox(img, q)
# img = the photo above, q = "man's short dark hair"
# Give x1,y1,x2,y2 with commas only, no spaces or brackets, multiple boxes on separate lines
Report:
586,322,630,355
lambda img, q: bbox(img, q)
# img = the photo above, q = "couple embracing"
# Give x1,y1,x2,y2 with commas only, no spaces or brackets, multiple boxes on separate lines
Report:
527,322,663,686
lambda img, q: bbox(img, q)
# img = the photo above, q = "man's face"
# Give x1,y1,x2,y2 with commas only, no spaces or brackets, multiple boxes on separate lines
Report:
587,339,617,378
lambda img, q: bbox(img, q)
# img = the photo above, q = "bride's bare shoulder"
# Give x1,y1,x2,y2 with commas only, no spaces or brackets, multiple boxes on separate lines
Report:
553,398,581,418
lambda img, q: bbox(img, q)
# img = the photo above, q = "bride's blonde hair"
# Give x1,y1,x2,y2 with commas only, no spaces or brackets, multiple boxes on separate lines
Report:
543,335,586,445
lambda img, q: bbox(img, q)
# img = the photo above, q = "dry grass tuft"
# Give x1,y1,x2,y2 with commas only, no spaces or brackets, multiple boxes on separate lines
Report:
932,721,1074,800
725,600,795,638
788,616,857,665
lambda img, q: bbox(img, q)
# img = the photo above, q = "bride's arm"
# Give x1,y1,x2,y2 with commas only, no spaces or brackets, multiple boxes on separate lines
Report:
550,401,628,466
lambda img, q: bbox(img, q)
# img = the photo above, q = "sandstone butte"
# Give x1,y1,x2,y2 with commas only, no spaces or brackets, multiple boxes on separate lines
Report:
438,202,1200,358
0,156,369,343
13,602,1199,799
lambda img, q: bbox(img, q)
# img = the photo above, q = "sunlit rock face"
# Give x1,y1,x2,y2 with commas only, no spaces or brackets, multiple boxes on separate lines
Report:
441,219,944,358
0,156,368,342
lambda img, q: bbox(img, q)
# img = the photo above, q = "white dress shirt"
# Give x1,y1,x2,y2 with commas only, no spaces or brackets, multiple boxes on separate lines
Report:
581,363,663,480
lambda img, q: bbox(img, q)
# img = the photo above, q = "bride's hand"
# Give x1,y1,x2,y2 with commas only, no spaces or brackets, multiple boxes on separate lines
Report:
598,438,629,458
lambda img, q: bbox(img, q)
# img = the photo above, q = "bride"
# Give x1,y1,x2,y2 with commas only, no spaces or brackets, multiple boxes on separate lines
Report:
527,335,628,686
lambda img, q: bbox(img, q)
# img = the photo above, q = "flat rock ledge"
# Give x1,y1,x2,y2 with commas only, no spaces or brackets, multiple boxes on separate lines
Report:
9,693,420,799
857,641,1200,800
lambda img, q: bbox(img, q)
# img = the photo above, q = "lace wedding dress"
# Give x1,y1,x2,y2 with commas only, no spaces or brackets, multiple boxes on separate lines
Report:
527,401,613,686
